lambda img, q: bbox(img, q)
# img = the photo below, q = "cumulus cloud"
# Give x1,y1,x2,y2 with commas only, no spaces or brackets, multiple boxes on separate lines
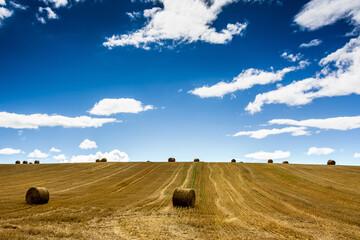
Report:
70,149,129,163
189,61,309,98
53,154,66,160
89,98,154,116
294,0,360,31
269,115,360,131
103,0,248,49
245,36,360,114
281,51,302,62
300,39,322,48
0,6,13,24
28,149,49,158
307,147,334,155
50,147,61,152
0,0,5,5
0,111,117,129
245,150,290,160
354,153,360,158
0,148,23,154
233,126,309,139
79,139,97,149
41,0,68,8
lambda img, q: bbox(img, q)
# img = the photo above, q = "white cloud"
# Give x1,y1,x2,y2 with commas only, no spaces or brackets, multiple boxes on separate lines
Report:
0,111,117,129
0,6,13,24
41,0,68,8
233,126,309,139
300,39,322,48
0,148,23,155
71,149,129,163
79,139,97,149
0,0,6,5
39,7,58,19
103,0,248,49
126,11,141,21
53,154,66,160
269,115,360,131
28,149,49,158
245,150,290,160
50,147,61,152
89,98,154,116
10,1,27,10
245,36,360,114
189,61,309,98
354,153,360,158
281,52,302,62
294,0,360,31
307,147,334,155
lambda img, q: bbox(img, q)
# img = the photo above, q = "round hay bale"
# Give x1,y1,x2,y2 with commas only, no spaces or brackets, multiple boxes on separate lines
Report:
26,187,49,204
100,158,107,162
95,159,100,162
168,157,175,162
194,158,200,162
22,161,28,164
327,160,336,165
268,159,273,163
29,162,33,164
34,160,40,164
172,188,195,208
231,159,236,163
15,160,20,164
239,161,244,163
282,161,289,164
147,160,151,162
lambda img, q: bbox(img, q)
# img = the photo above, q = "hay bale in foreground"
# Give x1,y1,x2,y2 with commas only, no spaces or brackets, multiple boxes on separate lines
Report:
23,161,28,164
172,188,195,208
194,158,200,162
15,161,20,164
100,158,107,162
26,187,49,204
327,160,336,165
34,160,40,164
231,159,236,163
268,159,273,163
95,159,100,162
283,161,289,164
168,157,176,162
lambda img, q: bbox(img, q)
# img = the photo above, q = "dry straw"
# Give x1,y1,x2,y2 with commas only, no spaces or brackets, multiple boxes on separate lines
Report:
327,160,336,165
22,161,28,164
34,160,40,164
283,161,289,164
268,159,273,163
100,158,107,162
172,188,196,208
15,161,20,164
231,159,236,163
26,187,49,204
194,158,200,162
168,157,176,162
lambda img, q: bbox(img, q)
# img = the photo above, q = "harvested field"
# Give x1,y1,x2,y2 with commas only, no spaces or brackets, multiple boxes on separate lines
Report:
0,162,359,239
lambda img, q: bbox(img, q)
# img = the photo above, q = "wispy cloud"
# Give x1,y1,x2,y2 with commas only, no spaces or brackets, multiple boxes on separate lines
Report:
0,111,117,129
300,39,322,48
245,150,290,160
281,51,302,62
71,149,129,163
307,147,334,155
233,126,309,139
50,147,61,153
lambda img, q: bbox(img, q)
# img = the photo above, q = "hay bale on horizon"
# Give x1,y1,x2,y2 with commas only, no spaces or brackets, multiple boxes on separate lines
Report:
268,159,273,163
327,160,336,165
172,188,195,208
95,159,100,162
231,159,236,163
168,157,175,162
26,187,49,204
22,161,28,164
15,161,20,164
283,161,289,164
34,160,40,164
100,158,107,162
194,158,200,162
29,162,33,164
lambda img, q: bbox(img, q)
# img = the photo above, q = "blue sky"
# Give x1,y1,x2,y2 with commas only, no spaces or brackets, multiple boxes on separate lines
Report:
1,0,360,165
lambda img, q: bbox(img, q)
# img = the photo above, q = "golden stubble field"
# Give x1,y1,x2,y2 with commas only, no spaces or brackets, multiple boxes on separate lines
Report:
0,162,359,239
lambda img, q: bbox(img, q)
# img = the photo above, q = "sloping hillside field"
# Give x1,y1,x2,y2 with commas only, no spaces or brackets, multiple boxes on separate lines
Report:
0,162,359,239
